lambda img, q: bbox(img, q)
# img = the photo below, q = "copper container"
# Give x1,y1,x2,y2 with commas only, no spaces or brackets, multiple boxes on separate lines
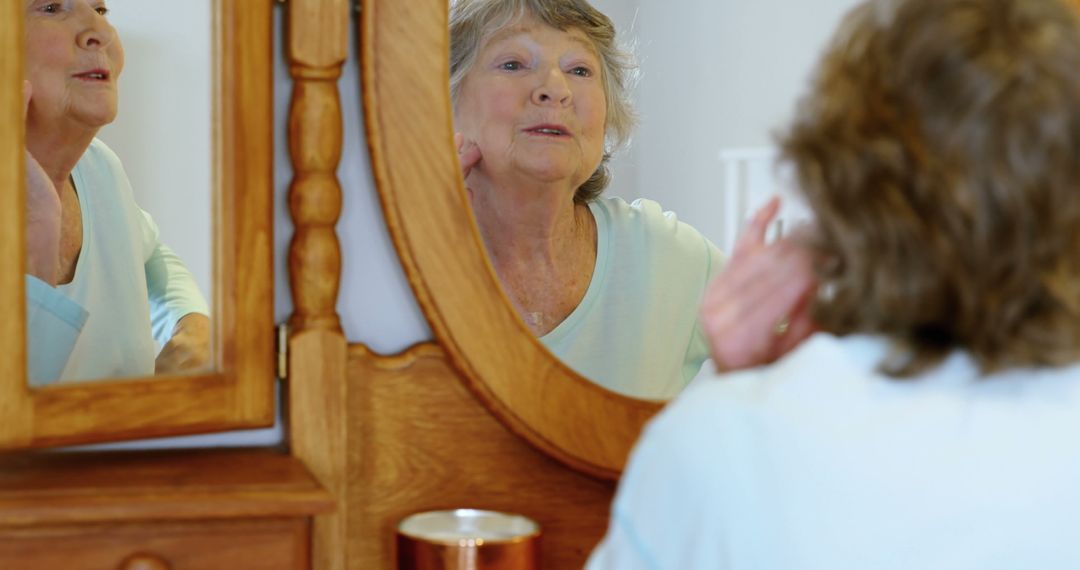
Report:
397,509,541,570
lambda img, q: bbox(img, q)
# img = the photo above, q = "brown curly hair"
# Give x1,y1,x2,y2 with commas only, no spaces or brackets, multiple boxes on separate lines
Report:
779,0,1080,377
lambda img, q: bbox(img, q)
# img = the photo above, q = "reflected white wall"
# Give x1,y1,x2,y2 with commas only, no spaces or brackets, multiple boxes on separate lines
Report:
592,0,860,251
588,0,643,204
97,0,213,304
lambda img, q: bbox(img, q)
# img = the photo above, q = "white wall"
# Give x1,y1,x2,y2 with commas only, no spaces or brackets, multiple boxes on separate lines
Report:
594,0,861,251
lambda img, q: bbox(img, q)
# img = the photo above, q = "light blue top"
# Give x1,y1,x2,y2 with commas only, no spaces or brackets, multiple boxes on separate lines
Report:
26,138,209,386
588,333,1080,569
540,197,724,400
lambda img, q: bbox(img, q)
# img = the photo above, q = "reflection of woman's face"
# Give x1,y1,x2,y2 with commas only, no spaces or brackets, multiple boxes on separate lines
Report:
25,0,125,132
456,17,606,190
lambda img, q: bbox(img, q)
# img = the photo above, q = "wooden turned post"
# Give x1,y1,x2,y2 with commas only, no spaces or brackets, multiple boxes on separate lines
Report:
286,0,348,335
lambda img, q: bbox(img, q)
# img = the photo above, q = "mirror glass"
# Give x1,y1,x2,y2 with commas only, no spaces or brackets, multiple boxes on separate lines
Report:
451,0,859,399
24,0,213,386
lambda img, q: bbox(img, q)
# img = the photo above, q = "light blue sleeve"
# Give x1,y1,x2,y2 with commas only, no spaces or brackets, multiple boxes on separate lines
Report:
25,275,89,386
587,385,741,570
586,508,663,570
586,419,681,570
140,210,210,345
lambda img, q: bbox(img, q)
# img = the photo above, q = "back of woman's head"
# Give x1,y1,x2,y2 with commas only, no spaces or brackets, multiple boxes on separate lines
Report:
781,0,1080,377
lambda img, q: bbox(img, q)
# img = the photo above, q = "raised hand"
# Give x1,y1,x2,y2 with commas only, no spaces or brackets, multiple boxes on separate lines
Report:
699,197,819,372
23,80,62,286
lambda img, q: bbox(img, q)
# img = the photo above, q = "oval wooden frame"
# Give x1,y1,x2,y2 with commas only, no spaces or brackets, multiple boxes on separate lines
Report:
360,0,662,480
0,0,275,450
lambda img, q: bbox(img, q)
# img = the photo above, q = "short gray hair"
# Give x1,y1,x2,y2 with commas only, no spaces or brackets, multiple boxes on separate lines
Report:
450,0,638,203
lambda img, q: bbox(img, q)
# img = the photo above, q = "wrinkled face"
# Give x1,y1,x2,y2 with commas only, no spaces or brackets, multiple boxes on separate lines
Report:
455,16,607,190
25,0,125,132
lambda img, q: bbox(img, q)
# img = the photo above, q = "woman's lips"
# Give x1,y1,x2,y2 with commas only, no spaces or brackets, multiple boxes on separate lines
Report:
72,69,110,82
524,124,571,137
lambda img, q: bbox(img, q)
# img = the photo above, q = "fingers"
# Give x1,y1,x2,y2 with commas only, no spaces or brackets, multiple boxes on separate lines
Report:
702,254,811,344
700,238,818,371
774,310,817,357
701,238,808,315
23,80,32,119
772,282,819,357
460,144,482,174
732,196,781,260
456,132,482,178
786,220,818,243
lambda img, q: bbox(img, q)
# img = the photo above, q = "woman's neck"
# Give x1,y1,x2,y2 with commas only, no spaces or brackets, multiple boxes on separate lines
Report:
26,121,98,190
468,173,599,335
469,174,587,266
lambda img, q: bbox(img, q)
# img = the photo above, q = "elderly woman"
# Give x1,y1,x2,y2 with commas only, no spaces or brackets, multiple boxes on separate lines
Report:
589,0,1080,566
24,0,209,384
451,0,817,399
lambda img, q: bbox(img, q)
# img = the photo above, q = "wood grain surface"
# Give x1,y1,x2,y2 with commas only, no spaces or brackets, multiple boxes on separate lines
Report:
0,449,333,526
283,2,351,570
0,517,310,570
0,0,33,450
347,343,617,570
0,449,332,570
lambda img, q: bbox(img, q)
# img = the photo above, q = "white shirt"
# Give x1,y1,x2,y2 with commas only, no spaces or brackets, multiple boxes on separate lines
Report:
589,333,1080,569
26,139,209,385
541,197,724,399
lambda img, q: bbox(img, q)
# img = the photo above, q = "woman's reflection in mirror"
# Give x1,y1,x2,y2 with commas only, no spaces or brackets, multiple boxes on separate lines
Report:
450,0,816,399
24,0,210,385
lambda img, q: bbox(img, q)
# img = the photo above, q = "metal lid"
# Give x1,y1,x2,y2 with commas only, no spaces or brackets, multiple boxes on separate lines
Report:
398,509,541,546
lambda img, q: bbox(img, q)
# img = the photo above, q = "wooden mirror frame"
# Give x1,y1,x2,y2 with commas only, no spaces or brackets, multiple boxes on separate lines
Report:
0,0,274,450
362,0,663,480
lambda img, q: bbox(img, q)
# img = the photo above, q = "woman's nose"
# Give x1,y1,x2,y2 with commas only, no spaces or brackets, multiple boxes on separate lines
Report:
75,7,114,50
532,68,572,106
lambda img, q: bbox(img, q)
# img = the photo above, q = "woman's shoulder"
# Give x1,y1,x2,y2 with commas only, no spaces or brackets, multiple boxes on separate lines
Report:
655,334,888,433
591,196,688,228
77,138,125,175
590,196,716,258
72,138,136,210
84,137,122,161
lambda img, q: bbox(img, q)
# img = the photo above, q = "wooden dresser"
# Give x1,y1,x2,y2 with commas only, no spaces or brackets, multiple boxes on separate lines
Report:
0,449,333,570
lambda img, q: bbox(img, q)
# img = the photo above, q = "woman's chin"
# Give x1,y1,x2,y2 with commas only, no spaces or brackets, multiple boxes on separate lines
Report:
74,108,119,130
68,96,119,129
512,158,584,187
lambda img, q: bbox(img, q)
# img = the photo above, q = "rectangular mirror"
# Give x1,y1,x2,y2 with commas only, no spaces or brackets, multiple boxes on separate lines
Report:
1,0,274,449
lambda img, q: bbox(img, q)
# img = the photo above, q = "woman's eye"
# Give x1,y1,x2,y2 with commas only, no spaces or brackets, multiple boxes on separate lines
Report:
96,6,109,16
569,66,593,78
498,61,523,71
41,3,61,13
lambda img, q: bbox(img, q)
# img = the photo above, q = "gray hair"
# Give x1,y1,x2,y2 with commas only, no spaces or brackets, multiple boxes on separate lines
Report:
450,0,638,203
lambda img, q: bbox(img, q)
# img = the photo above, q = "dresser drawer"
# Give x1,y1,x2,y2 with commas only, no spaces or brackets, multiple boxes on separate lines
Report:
0,517,310,570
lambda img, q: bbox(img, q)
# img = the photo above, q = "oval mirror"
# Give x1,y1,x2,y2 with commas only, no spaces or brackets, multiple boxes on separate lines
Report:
362,0,859,478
